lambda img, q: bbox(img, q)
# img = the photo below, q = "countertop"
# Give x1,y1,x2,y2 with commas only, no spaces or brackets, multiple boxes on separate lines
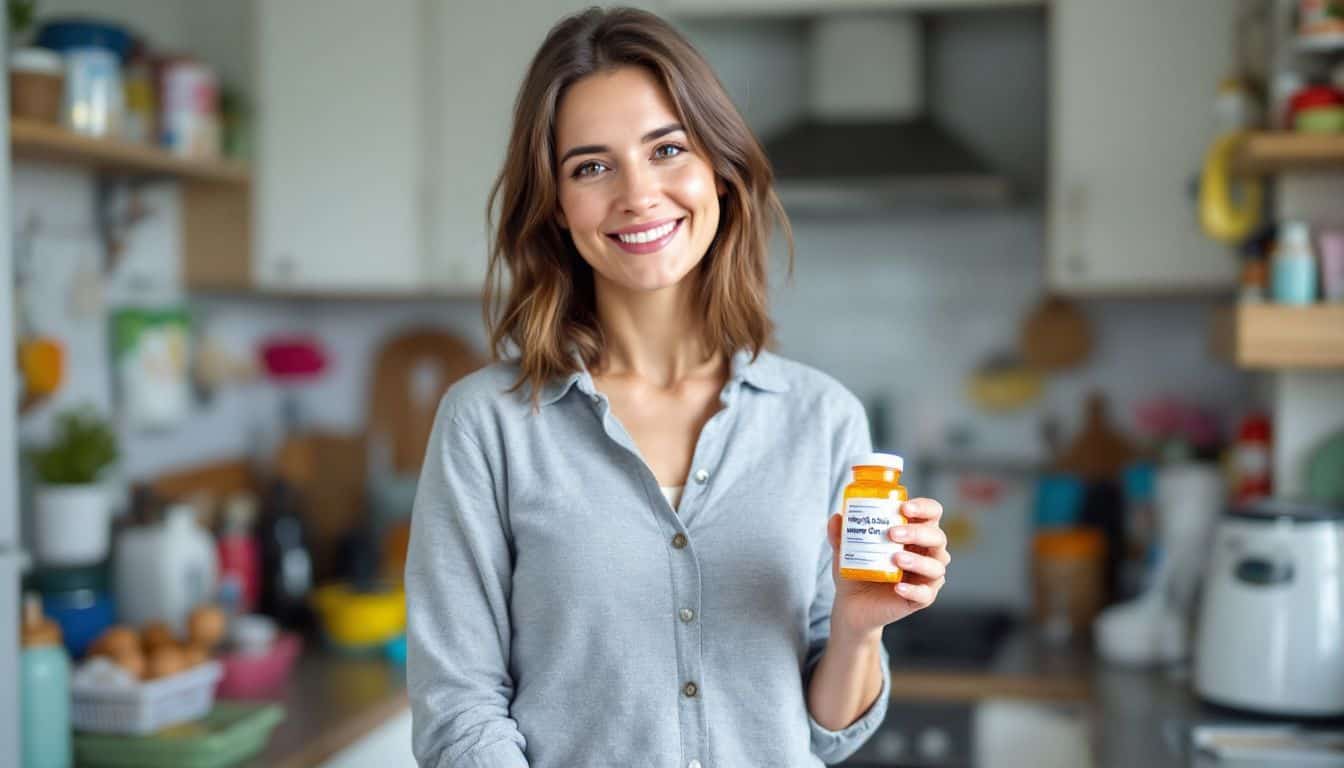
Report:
243,651,408,768
244,632,1317,768
889,626,1341,768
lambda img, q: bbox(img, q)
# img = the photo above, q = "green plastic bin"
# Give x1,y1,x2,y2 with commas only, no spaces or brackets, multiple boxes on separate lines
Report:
73,702,284,768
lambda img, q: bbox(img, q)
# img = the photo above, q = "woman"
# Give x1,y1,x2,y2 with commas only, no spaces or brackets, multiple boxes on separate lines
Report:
406,8,950,767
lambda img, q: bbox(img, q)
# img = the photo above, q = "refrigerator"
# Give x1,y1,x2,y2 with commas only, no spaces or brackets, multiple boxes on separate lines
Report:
1,11,23,767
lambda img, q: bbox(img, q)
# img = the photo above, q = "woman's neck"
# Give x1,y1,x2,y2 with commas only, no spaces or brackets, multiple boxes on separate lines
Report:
592,276,720,388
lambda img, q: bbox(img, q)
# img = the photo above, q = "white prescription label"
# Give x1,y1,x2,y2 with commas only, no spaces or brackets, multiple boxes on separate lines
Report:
840,497,903,573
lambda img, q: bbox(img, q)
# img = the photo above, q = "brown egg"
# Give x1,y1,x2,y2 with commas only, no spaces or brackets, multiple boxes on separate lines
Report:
187,605,227,650
140,621,177,653
90,626,139,659
181,642,210,667
146,645,186,680
110,647,146,681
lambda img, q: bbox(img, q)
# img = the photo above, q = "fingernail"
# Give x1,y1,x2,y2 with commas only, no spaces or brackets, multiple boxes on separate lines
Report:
902,501,917,514
896,583,912,594
890,526,909,541
898,553,915,566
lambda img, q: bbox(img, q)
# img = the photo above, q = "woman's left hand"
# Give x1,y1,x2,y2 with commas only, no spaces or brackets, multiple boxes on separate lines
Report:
826,498,950,638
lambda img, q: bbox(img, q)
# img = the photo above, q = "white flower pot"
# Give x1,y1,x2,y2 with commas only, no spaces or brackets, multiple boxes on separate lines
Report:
35,484,111,566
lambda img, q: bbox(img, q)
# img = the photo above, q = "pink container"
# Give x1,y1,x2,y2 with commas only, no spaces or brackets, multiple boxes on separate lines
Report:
216,633,302,699
1320,229,1344,302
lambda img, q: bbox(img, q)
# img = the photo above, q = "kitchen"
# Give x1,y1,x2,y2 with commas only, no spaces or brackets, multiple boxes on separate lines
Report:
2,0,1344,766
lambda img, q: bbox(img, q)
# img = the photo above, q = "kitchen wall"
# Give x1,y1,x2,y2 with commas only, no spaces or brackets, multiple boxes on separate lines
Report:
14,3,1251,501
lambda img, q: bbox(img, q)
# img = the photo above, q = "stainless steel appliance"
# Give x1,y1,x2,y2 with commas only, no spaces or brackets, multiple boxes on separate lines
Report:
1194,499,1344,717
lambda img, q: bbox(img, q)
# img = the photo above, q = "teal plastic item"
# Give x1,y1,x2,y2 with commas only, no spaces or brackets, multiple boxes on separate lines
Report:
22,644,72,768
71,703,284,768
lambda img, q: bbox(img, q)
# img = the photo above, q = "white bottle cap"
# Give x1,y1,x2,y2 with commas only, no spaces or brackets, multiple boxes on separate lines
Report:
851,453,904,471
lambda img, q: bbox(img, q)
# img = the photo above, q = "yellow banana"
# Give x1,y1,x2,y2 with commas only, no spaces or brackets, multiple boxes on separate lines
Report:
1199,132,1262,244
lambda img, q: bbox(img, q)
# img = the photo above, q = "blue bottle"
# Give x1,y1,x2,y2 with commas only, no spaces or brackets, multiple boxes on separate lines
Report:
21,593,71,768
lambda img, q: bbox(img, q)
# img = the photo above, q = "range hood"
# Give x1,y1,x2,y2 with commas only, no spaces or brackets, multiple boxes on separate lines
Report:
766,15,1011,211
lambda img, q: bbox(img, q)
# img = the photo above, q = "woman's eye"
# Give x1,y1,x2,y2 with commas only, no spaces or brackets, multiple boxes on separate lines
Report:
654,143,685,160
573,160,607,179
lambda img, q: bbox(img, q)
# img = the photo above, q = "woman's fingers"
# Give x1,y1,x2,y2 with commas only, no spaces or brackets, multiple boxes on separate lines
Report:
895,578,941,606
893,550,945,581
901,498,944,522
887,522,947,551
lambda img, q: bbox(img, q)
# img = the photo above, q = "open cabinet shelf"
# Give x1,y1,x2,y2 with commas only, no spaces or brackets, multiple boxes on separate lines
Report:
10,118,249,184
1214,303,1344,369
1234,132,1344,175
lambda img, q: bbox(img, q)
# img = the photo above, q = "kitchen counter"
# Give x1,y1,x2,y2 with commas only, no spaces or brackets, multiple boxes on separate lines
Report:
888,625,1337,768
243,651,408,768
242,633,1313,768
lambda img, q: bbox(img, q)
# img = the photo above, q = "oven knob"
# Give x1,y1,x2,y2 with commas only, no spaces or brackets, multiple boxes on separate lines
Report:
875,731,906,760
918,727,952,760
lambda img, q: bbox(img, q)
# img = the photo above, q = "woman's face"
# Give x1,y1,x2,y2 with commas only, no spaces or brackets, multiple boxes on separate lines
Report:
554,66,723,296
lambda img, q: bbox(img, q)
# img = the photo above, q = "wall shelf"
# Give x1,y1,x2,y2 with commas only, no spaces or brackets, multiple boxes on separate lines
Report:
1213,303,1344,369
10,118,249,184
1234,132,1344,175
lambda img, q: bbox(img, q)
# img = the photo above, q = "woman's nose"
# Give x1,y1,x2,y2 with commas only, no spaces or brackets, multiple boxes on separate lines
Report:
616,164,660,213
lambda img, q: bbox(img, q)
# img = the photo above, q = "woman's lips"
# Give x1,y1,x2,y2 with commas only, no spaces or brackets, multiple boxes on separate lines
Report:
606,217,684,254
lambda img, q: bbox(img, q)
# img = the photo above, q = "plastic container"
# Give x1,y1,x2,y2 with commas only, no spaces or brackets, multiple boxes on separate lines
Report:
72,660,223,735
1271,221,1319,305
838,453,909,583
22,594,72,768
30,564,115,658
1032,528,1105,646
9,47,64,123
60,47,124,137
159,58,222,159
72,702,284,768
216,494,260,614
216,633,301,699
1321,229,1344,302
114,505,218,633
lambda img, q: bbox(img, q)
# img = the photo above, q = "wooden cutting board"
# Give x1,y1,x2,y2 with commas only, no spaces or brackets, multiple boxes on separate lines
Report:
367,329,484,474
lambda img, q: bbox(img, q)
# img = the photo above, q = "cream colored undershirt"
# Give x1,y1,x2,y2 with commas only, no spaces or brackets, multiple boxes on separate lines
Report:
659,485,684,511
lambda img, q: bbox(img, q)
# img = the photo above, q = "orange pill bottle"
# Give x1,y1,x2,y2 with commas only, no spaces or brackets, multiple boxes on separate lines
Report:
838,453,908,583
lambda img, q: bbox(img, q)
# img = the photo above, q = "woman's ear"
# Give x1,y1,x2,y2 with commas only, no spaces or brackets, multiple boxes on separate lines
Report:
716,177,727,198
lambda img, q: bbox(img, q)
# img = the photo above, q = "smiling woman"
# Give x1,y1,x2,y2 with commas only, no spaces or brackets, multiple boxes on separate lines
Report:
405,7,950,768
483,9,791,402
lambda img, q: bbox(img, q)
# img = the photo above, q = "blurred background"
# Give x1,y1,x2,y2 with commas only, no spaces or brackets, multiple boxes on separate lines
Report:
2,0,1343,766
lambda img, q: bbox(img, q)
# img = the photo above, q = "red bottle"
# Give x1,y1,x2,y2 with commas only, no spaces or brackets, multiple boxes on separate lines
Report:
1233,413,1272,504
216,494,261,613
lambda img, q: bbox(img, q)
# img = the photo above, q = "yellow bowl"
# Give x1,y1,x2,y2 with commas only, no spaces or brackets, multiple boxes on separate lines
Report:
310,583,406,649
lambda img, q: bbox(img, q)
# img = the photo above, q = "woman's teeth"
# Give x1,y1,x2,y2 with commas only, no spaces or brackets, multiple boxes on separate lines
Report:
615,220,677,244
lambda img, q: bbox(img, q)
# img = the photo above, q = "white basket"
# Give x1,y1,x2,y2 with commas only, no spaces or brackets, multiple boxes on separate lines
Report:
72,661,223,735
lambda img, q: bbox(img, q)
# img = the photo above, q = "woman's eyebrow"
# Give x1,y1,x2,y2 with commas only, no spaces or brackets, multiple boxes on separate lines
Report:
559,123,685,165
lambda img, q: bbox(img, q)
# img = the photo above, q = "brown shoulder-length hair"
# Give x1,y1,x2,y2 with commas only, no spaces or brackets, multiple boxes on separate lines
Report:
484,6,792,405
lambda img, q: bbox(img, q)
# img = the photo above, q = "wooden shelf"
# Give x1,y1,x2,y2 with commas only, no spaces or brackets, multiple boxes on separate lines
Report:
10,117,249,184
1234,132,1344,175
1213,303,1344,369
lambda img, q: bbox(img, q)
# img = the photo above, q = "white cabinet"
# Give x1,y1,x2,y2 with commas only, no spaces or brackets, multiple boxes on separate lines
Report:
425,1,642,293
1048,0,1239,294
319,707,416,768
255,0,426,292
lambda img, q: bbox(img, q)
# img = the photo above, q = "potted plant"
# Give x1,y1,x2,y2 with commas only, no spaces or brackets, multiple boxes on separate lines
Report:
28,406,119,565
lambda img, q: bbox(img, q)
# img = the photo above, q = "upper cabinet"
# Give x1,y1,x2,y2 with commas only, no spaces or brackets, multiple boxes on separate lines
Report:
665,0,1042,16
1047,0,1240,294
254,0,426,293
